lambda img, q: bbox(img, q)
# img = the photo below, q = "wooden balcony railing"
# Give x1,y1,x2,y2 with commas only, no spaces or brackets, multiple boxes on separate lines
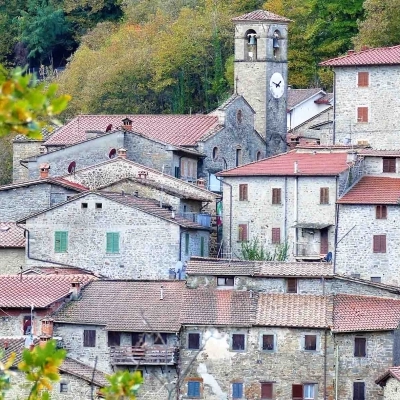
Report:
109,346,178,365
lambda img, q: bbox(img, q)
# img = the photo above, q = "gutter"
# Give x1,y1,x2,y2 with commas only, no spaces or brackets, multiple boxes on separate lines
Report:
215,176,232,257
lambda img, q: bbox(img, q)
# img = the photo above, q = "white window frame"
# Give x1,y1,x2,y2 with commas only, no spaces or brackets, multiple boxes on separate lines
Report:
303,383,317,400
260,332,277,352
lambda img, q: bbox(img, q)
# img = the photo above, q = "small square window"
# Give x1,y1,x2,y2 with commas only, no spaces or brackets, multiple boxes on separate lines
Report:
304,335,317,351
238,224,248,242
262,334,275,351
95,203,103,209
217,277,235,287
239,184,248,201
154,333,168,345
371,276,381,283
232,382,244,399
60,382,68,393
232,334,245,351
187,380,201,397
188,333,200,350
373,234,386,253
358,72,369,87
354,337,366,357
287,278,298,293
357,107,368,123
261,382,273,399
376,205,387,219
81,202,88,209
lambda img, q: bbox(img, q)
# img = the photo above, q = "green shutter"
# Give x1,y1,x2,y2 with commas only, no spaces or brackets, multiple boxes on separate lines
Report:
55,231,68,253
200,237,205,257
106,232,120,253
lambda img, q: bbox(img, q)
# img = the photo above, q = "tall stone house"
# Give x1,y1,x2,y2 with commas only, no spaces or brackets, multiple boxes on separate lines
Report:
319,45,400,149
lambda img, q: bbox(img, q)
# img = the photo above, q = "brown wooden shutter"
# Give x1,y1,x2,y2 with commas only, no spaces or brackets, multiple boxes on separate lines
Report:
373,235,386,253
376,205,387,219
272,228,281,244
84,330,96,347
239,184,248,201
357,107,368,122
320,187,329,204
354,337,366,357
261,383,273,399
383,158,396,172
238,224,248,241
358,72,369,87
287,278,297,293
292,384,303,400
272,188,281,204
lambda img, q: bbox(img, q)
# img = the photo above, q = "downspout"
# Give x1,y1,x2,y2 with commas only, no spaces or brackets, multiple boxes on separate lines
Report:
294,162,299,257
333,176,339,274
333,70,336,145
284,177,288,244
216,176,232,257
324,329,327,400
335,340,339,400
19,160,28,169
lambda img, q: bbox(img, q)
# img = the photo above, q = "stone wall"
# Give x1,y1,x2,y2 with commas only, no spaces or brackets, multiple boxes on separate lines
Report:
382,377,400,400
363,156,400,176
179,326,333,400
334,66,400,148
335,204,400,285
12,139,44,183
0,308,48,337
0,249,25,275
334,331,392,399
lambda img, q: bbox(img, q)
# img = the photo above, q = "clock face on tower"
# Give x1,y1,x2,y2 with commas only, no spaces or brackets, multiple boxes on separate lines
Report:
269,72,285,99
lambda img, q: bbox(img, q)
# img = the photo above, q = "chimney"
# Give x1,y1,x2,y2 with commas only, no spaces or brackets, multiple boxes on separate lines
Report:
39,335,51,347
122,117,133,131
347,49,355,55
39,145,47,155
39,163,50,179
294,161,298,174
347,151,357,164
138,171,148,179
160,285,164,300
70,281,82,300
196,178,206,188
117,148,127,159
361,45,369,51
41,318,54,337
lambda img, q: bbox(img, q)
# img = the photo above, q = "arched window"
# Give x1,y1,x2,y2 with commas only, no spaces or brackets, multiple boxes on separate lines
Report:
212,147,219,160
245,29,257,61
273,30,281,59
237,109,243,124
256,151,262,161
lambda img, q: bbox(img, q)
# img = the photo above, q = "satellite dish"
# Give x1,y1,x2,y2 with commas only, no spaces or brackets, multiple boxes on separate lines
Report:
109,148,117,159
105,124,112,132
67,161,76,174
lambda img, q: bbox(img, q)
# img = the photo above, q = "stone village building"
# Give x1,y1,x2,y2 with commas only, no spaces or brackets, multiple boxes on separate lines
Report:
0,222,25,275
376,366,400,400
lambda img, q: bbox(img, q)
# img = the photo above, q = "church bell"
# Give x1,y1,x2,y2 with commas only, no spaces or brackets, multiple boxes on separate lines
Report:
273,37,280,49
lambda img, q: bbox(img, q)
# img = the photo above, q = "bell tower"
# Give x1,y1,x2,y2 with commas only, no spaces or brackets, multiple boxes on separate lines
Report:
232,10,290,156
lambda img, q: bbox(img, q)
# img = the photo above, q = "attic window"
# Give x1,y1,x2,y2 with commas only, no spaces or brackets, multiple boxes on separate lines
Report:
81,203,88,209
236,109,243,124
60,382,69,393
95,203,103,209
217,276,234,287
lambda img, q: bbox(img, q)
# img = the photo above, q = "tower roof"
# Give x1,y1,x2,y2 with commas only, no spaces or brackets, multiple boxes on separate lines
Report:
232,9,291,23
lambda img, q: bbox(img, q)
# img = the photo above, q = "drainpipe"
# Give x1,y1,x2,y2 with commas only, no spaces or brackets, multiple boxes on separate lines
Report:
335,341,339,400
284,177,288,244
333,176,339,274
324,329,327,400
294,162,299,257
333,71,336,145
215,176,232,257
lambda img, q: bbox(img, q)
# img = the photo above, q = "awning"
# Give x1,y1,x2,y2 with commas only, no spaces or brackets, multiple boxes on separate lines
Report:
292,223,333,230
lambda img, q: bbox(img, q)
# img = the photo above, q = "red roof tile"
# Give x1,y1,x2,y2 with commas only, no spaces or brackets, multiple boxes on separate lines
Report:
376,366,400,385
0,274,95,308
320,45,400,67
359,149,400,157
218,151,349,177
333,294,400,332
0,177,87,192
256,294,331,328
49,177,88,191
44,115,219,146
0,222,25,248
232,9,291,22
60,357,109,387
337,176,400,204
287,88,324,110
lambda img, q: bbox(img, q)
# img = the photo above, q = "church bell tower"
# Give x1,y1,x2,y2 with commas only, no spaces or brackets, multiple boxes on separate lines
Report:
232,10,290,156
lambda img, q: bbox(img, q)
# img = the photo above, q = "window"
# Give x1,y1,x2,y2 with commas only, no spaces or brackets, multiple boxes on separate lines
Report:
212,147,219,160
287,278,298,293
106,232,120,253
60,382,68,393
232,334,245,351
353,382,365,400
357,107,368,123
83,330,96,347
261,383,273,399
154,333,168,345
272,188,281,204
54,231,68,253
236,148,242,167
217,277,234,287
357,72,369,87
232,382,243,399
354,337,366,357
131,333,145,346
23,316,32,335
376,205,387,219
81,202,88,209
185,233,190,255
239,184,248,201
320,187,329,204
373,234,386,253
292,384,316,400
304,335,317,351
95,203,103,209
237,109,243,124
262,334,275,351
272,228,281,244
371,276,381,283
108,331,121,347
200,237,205,257
383,158,396,173
256,151,262,161
187,380,201,398
238,224,248,242
188,333,200,350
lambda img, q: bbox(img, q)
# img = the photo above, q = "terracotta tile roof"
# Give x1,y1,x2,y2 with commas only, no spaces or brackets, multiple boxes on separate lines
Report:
257,262,334,277
256,294,331,328
376,366,400,385
314,93,333,104
186,257,256,276
0,177,87,192
181,289,256,326
358,149,400,157
232,9,291,22
0,274,95,308
60,357,109,387
44,115,220,146
287,88,324,110
319,45,400,66
54,280,186,332
0,337,39,365
100,192,210,230
22,266,99,276
218,151,349,177
337,176,400,204
333,294,400,332
0,222,25,248
49,177,88,191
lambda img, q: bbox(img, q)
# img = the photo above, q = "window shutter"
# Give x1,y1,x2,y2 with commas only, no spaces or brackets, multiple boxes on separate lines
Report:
238,224,248,242
84,330,96,347
353,382,365,400
287,278,297,293
239,184,248,201
261,383,273,399
381,235,386,252
373,235,386,253
106,233,113,253
354,338,366,357
382,205,387,219
357,107,368,123
272,188,281,204
232,383,243,399
200,237,205,257
113,233,119,253
358,72,369,87
272,228,281,244
320,187,329,204
188,381,200,397
55,231,68,252
55,231,61,252
292,384,303,400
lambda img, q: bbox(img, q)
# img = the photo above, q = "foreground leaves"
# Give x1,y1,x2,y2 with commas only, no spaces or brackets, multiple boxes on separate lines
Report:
100,370,143,399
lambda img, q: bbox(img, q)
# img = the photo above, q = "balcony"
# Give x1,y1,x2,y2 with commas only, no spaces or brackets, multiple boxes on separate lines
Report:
179,212,212,228
109,346,178,366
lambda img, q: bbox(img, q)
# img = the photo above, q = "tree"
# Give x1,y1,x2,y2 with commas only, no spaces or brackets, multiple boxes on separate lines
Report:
0,134,13,185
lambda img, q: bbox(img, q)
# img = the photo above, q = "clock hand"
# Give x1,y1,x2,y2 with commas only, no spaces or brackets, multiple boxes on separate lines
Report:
272,82,279,87
276,81,282,87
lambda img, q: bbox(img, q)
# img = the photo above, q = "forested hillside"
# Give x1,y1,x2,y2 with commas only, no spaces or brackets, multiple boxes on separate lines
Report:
0,0,399,184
